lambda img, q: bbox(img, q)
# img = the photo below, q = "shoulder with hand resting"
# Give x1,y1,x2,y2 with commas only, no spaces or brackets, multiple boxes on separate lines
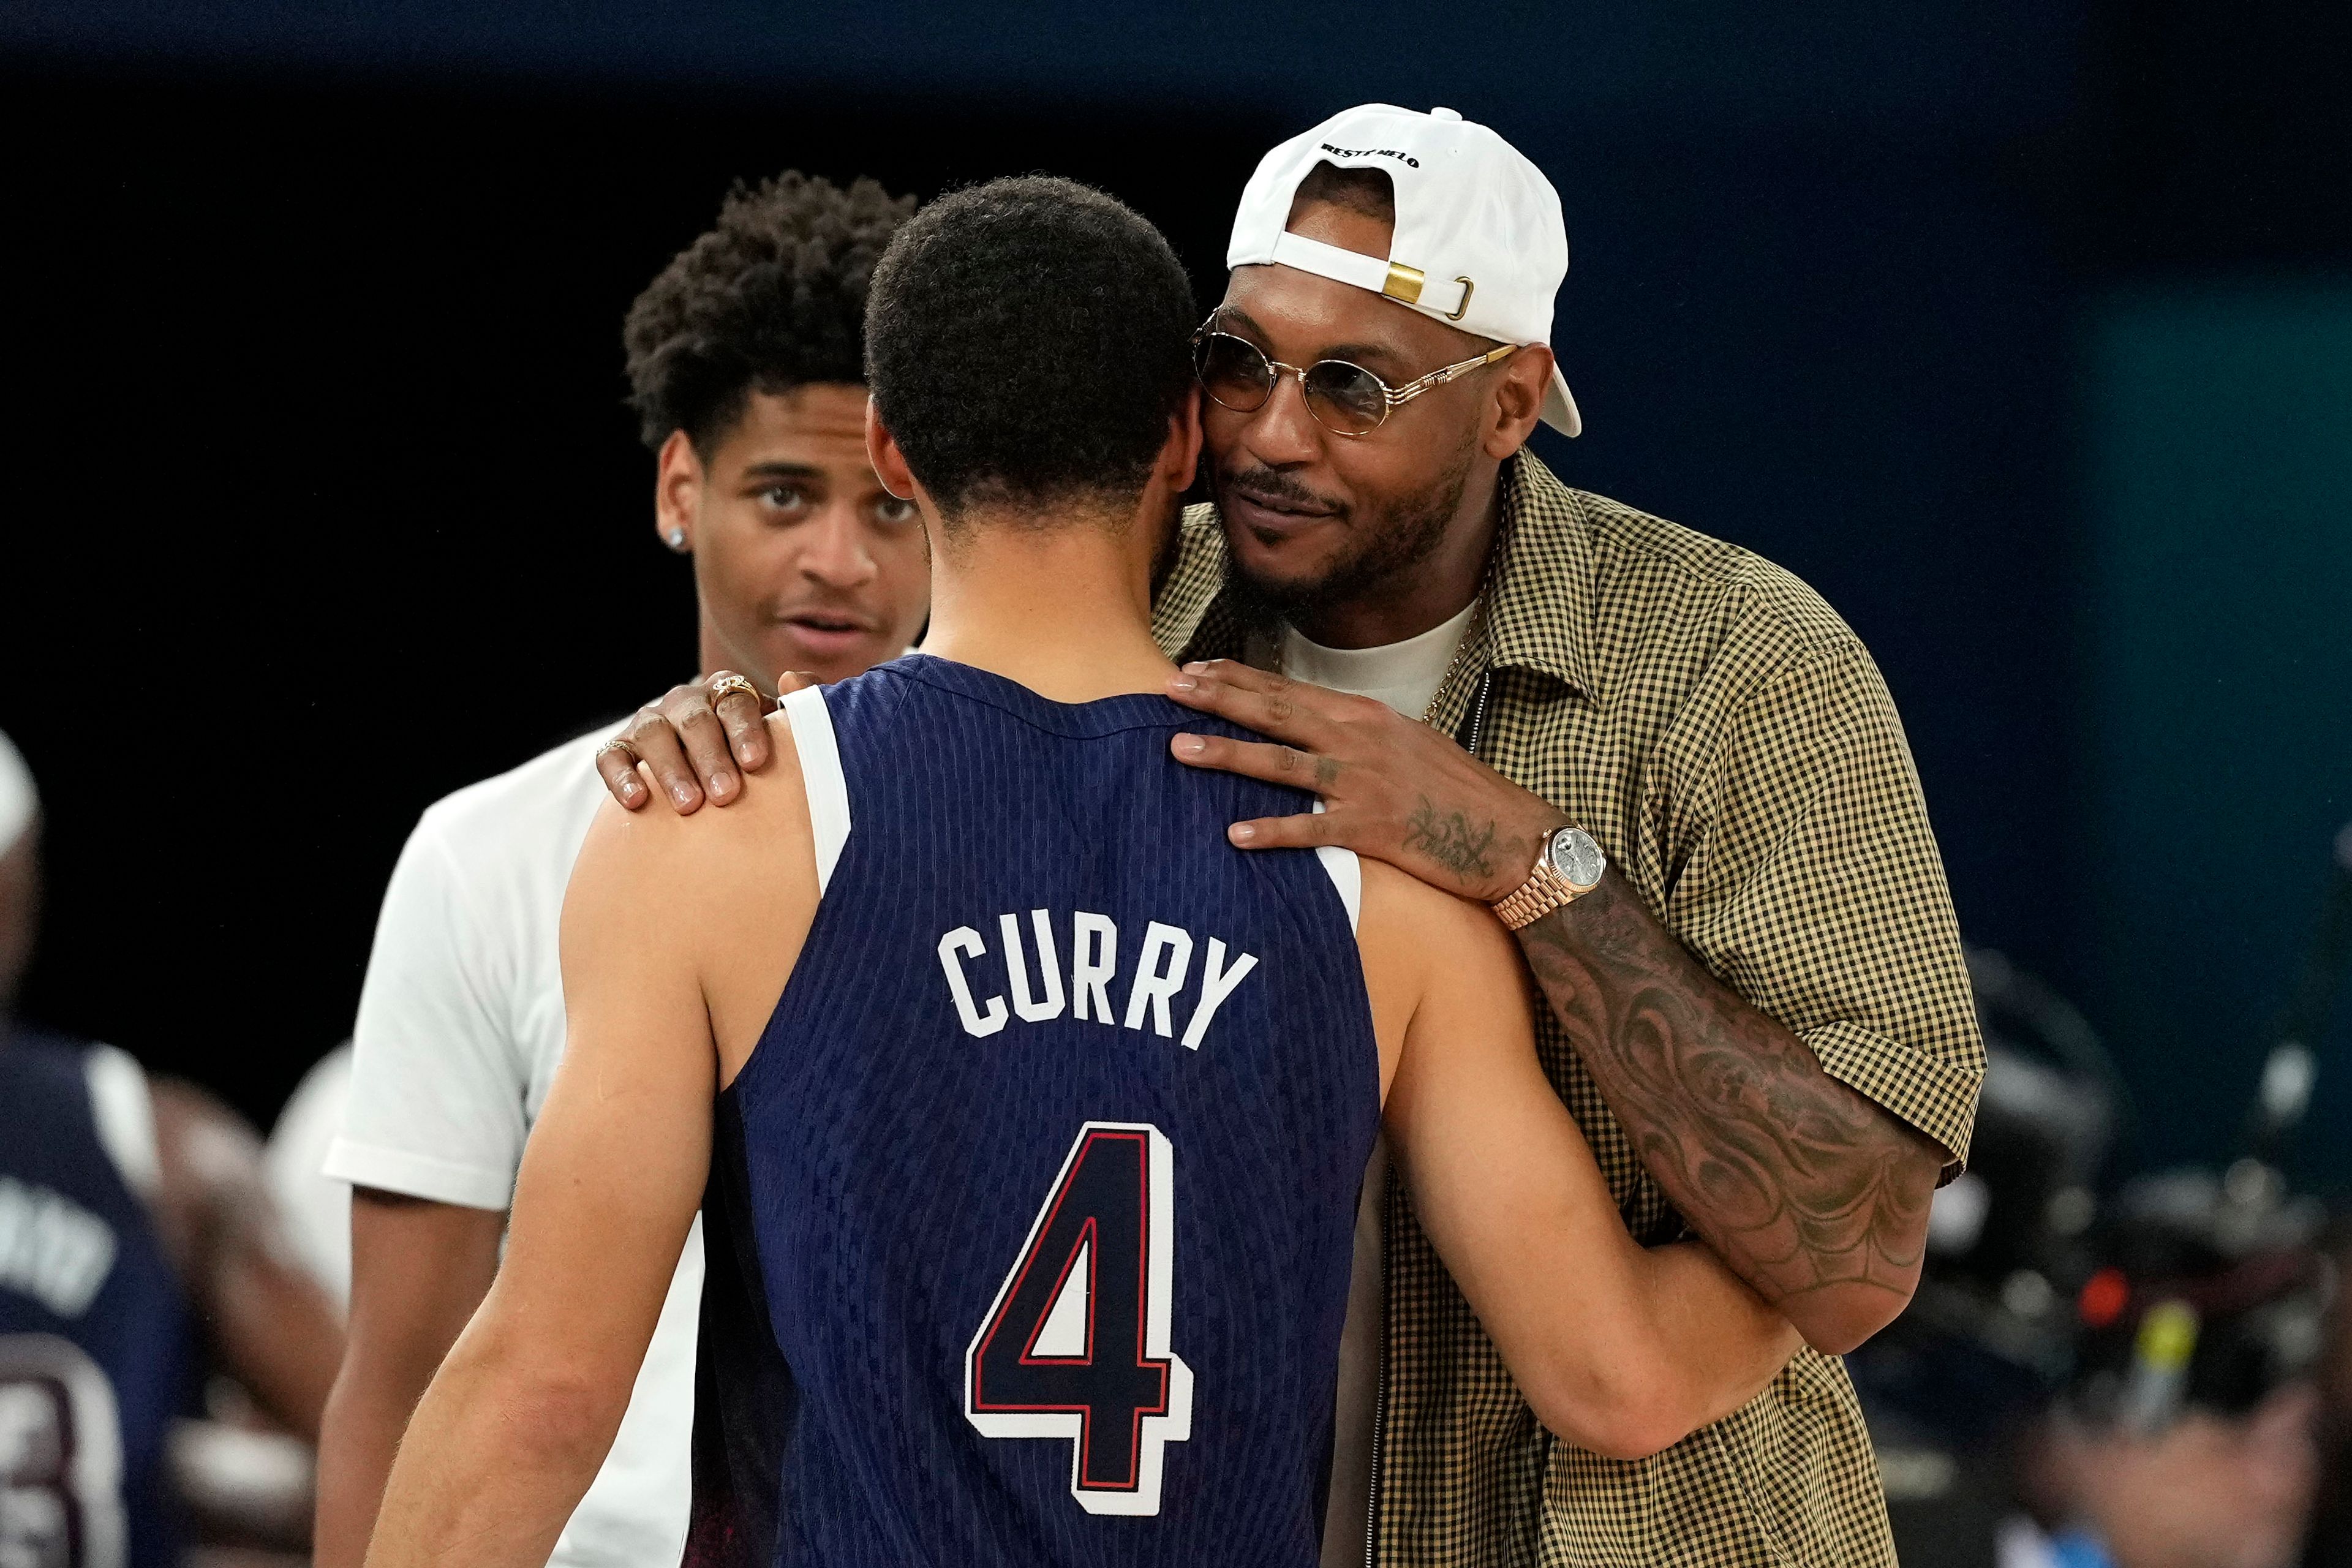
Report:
563,711,814,956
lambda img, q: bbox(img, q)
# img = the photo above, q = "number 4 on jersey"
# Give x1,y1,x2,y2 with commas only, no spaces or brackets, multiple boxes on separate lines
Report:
964,1122,1194,1516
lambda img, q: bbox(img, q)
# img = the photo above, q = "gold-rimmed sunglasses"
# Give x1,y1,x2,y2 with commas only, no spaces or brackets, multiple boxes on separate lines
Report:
1191,312,1520,437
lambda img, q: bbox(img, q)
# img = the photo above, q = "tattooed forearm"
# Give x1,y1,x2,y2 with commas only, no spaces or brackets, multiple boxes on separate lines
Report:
1402,796,1498,884
1517,874,1942,1352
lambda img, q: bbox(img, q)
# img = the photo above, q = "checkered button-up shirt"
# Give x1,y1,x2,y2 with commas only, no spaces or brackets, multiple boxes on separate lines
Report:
1153,453,1984,1567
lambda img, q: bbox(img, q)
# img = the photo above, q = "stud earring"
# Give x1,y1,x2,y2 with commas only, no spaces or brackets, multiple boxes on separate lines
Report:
665,527,688,553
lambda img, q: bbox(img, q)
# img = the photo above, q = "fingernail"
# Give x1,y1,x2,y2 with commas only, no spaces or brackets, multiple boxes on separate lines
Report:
1177,735,1205,756
672,783,696,805
620,777,643,799
1231,823,1257,843
709,774,733,797
1170,674,1196,692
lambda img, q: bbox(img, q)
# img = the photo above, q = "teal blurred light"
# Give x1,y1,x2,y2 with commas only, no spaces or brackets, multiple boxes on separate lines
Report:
2084,282,2352,1184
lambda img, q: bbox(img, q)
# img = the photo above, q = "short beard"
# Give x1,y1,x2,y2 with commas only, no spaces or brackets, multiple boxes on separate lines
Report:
1221,442,1474,638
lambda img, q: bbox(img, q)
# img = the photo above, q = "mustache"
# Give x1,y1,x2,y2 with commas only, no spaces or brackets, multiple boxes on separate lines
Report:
1218,464,1345,518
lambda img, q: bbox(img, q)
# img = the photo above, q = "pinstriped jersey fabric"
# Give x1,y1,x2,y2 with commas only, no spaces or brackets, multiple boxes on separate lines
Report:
697,657,1381,1567
1152,454,1984,1567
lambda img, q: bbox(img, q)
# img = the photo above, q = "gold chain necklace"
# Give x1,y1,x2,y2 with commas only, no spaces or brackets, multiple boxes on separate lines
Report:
1417,592,1490,725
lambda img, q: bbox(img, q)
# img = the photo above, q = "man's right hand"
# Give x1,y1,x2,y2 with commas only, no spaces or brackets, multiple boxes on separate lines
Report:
595,669,815,814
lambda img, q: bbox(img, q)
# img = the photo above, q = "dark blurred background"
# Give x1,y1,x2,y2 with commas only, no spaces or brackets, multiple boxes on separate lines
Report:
2,0,2348,1188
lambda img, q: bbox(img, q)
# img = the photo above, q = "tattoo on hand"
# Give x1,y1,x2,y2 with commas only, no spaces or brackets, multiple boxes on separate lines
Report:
1403,796,1498,884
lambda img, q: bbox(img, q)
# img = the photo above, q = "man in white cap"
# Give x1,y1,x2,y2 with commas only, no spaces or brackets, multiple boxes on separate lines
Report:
1162,102,1980,1567
597,104,1981,1567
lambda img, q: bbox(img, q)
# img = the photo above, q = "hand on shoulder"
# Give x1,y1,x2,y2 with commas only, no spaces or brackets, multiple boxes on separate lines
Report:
586,710,807,859
566,709,816,977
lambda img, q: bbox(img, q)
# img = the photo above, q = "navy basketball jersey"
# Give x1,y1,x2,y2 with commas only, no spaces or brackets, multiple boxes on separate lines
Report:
688,655,1380,1568
0,1028,192,1568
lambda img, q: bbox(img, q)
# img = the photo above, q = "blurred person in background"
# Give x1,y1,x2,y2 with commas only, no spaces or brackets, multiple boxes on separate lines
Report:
265,1045,356,1308
2002,1174,2328,1568
308,171,930,1568
0,729,346,1567
1848,895,2352,1568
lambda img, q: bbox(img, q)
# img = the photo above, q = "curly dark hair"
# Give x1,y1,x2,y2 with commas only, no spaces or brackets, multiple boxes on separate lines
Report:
863,175,1196,520
622,172,918,454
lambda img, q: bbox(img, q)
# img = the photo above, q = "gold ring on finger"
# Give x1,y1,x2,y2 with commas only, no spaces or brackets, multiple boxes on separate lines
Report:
707,673,760,707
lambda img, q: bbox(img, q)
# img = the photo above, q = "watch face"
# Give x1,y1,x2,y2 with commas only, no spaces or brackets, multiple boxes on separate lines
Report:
1548,827,1606,890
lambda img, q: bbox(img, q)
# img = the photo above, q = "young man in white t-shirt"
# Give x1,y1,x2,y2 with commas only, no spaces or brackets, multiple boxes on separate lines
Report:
312,172,933,1568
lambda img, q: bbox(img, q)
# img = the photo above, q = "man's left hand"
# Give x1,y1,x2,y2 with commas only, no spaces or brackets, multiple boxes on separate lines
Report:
1166,660,1564,905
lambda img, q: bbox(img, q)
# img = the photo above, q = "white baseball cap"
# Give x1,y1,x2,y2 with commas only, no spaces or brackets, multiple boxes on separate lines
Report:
1227,104,1580,437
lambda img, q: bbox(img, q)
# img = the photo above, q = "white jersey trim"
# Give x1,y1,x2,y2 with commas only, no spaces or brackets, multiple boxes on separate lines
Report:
83,1044,160,1202
783,685,851,895
1312,802,1362,933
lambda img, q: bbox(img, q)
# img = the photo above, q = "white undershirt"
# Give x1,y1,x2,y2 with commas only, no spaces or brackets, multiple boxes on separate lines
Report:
1277,598,1478,724
1275,604,1478,1568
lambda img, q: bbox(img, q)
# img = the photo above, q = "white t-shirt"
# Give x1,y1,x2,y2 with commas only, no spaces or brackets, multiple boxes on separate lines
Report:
1273,605,1477,1568
323,728,701,1568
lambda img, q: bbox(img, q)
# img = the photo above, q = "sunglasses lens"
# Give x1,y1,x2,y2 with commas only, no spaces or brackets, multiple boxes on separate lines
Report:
1302,362,1389,435
1196,334,1273,413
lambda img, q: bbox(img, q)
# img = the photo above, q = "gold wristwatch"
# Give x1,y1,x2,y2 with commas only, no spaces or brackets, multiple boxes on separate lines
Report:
1490,824,1607,930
